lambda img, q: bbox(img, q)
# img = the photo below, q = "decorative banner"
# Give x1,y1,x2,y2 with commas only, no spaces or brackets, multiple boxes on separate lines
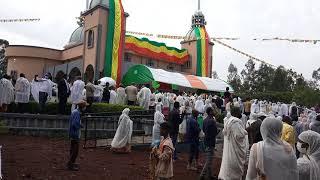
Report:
104,0,125,85
0,18,40,23
125,35,189,64
126,31,153,37
127,30,320,44
212,38,276,67
194,27,209,77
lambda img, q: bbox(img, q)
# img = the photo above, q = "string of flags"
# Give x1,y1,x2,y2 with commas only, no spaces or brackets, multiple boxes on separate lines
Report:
211,39,276,67
0,18,40,23
126,30,320,44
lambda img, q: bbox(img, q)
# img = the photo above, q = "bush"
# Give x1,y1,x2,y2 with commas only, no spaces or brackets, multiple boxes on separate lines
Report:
7,102,143,115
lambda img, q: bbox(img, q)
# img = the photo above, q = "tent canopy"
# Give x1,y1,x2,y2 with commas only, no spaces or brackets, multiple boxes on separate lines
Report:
122,65,234,93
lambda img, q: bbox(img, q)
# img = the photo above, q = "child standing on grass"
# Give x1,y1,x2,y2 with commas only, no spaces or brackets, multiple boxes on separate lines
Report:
150,122,174,180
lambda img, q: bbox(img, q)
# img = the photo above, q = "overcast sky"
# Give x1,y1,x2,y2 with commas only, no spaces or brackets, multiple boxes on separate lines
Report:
1,0,320,81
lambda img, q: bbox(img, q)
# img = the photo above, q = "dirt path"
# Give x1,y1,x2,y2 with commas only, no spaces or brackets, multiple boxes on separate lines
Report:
0,135,221,180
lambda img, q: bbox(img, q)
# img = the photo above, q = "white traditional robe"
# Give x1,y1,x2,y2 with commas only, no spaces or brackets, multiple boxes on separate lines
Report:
109,90,117,104
111,108,133,149
70,80,85,104
297,130,320,180
15,77,31,103
219,116,248,180
116,87,126,105
137,87,151,110
152,105,165,147
195,97,205,113
93,84,103,102
250,102,260,114
0,78,14,105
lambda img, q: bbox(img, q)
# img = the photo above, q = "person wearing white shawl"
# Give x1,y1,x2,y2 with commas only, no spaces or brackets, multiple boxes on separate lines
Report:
250,100,260,114
271,103,278,115
115,84,126,105
30,75,53,113
219,107,248,180
152,105,165,147
15,73,31,113
70,77,85,112
309,114,320,134
246,117,298,180
111,108,133,153
297,130,320,180
0,75,14,112
279,103,289,117
259,101,267,114
195,96,205,113
233,98,240,108
203,99,212,119
109,86,117,105
137,85,151,110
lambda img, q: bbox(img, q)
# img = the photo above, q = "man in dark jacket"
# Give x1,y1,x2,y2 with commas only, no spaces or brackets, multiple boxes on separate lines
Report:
200,107,218,180
67,100,87,171
58,74,69,114
168,101,184,160
186,110,201,170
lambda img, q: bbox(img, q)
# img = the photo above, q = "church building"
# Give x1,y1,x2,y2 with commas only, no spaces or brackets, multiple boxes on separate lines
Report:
5,0,214,85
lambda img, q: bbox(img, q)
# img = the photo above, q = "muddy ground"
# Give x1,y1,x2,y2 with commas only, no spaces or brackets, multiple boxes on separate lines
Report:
0,135,221,180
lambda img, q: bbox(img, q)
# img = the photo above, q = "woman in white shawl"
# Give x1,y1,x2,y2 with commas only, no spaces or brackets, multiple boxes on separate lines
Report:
151,105,165,147
70,77,85,111
116,85,126,105
0,75,14,112
246,117,298,180
111,108,133,153
297,130,320,180
195,96,205,113
219,107,248,180
15,74,31,113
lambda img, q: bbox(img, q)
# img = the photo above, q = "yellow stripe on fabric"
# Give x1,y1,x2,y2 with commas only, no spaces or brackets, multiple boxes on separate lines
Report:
125,36,188,59
111,0,122,81
200,28,207,77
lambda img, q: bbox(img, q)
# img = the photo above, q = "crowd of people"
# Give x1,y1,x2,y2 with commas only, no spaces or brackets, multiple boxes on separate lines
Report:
1,73,320,180
146,90,320,180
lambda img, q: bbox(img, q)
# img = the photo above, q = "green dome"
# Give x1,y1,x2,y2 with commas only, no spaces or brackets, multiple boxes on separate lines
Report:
68,26,84,44
89,0,109,9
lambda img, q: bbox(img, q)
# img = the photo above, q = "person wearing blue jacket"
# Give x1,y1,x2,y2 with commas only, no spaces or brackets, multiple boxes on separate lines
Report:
186,109,201,171
67,100,87,171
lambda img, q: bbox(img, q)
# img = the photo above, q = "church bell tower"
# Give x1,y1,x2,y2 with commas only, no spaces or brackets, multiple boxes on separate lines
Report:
181,0,214,77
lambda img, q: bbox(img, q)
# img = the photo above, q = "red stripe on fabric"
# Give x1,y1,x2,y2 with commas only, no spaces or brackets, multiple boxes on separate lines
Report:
125,43,189,64
116,0,124,85
184,75,207,90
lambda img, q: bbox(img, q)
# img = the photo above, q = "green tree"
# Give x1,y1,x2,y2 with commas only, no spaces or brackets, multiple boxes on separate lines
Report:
227,63,242,92
212,71,219,79
241,59,256,92
255,63,275,92
0,39,9,78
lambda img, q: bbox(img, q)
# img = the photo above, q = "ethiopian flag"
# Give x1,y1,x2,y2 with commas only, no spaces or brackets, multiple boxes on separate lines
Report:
194,27,209,77
104,0,125,84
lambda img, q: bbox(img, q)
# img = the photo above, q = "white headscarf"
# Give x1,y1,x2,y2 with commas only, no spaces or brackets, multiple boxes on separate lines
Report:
298,130,320,180
255,117,298,180
152,105,165,147
111,108,133,149
195,96,205,113
15,77,31,103
70,79,85,104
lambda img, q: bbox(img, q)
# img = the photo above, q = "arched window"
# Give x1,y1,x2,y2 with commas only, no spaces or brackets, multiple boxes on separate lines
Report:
87,30,94,48
84,64,94,83
68,67,82,83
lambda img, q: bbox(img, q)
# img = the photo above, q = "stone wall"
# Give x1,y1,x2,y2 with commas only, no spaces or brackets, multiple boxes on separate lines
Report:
0,113,153,139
